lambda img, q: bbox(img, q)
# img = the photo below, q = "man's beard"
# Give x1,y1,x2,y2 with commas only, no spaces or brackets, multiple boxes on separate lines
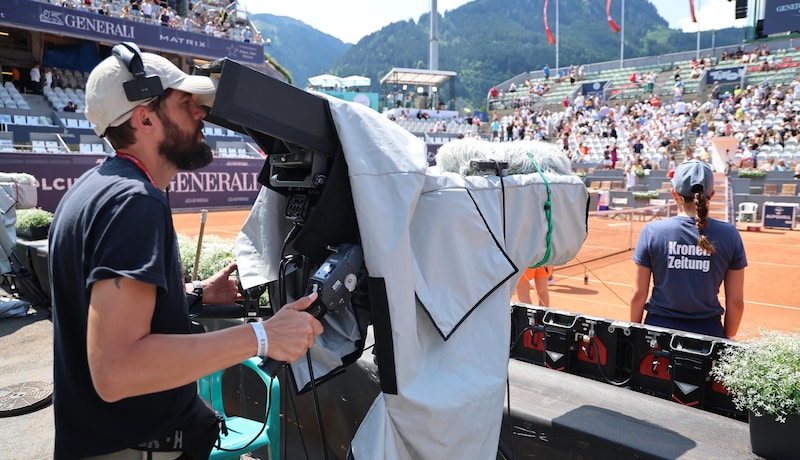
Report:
157,116,213,171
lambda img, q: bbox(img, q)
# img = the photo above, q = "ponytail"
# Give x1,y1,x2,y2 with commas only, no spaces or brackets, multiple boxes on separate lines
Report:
693,191,716,254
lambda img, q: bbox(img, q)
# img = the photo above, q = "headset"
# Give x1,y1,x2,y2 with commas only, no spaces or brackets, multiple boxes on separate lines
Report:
111,42,164,102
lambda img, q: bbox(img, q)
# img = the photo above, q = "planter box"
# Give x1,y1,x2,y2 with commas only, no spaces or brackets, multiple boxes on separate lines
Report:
749,412,800,459
16,226,49,241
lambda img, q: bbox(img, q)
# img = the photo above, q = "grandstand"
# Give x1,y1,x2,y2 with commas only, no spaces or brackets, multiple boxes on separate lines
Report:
0,0,268,158
408,37,800,229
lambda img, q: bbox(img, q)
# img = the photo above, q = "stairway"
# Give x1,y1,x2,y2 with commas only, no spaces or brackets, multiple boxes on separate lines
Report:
20,93,54,111
709,172,730,222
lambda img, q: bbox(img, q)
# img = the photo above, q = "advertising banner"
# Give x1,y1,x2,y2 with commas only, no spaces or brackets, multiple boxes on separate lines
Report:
762,0,800,36
705,67,745,85
0,153,263,212
582,81,608,98
0,0,264,64
762,202,797,229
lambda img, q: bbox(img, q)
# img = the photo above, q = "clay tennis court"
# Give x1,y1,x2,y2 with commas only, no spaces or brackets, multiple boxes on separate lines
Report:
173,209,800,339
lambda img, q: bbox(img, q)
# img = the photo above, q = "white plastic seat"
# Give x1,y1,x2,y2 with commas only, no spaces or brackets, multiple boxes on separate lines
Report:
737,202,758,223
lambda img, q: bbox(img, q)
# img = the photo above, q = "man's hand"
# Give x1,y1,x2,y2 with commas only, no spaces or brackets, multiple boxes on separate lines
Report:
262,292,324,363
200,262,241,305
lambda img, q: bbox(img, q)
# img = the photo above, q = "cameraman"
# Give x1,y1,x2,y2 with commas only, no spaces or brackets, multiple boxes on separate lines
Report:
49,47,323,459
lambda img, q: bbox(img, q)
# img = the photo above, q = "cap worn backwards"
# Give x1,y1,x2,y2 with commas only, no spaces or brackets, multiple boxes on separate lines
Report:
672,160,714,198
84,50,217,137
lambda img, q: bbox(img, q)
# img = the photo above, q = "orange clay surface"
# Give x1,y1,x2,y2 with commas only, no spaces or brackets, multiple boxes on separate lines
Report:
173,210,800,340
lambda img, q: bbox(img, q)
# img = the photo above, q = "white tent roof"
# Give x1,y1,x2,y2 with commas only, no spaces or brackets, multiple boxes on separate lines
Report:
308,74,343,88
379,68,457,87
342,75,371,87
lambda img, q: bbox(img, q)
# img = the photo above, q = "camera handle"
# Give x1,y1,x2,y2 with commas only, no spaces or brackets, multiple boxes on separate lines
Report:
259,292,328,376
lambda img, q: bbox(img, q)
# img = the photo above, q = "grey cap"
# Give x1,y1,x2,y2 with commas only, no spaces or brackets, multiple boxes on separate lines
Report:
672,160,714,198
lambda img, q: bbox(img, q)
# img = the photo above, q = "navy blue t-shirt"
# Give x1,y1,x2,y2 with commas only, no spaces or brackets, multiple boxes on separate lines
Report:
50,156,197,458
633,216,747,320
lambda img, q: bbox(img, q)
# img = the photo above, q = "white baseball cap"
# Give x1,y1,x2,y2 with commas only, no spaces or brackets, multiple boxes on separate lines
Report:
85,51,216,136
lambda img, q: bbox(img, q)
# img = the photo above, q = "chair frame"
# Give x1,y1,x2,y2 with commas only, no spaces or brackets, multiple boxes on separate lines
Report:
198,357,280,460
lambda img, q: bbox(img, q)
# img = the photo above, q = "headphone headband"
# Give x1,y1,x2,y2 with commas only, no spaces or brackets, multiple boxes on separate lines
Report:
111,41,164,102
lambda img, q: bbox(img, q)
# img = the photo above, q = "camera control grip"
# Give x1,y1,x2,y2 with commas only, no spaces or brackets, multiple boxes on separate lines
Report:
258,243,363,376
258,300,328,376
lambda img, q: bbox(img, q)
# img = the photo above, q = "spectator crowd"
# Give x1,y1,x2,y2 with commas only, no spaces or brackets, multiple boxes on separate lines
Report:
43,0,264,43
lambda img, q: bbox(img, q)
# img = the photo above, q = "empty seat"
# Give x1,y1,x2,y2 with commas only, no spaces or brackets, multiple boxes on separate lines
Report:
45,141,61,153
780,183,797,196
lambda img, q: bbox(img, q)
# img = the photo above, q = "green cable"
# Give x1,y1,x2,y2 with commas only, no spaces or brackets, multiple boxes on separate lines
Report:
528,154,553,268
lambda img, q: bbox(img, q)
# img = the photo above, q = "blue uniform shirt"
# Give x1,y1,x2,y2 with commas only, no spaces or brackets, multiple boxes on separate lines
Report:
633,216,747,319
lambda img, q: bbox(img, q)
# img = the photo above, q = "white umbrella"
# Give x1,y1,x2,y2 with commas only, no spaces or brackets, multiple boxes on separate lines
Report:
308,74,343,88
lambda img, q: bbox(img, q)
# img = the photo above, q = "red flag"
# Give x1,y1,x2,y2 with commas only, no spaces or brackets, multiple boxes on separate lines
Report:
544,0,556,45
689,0,697,23
606,0,622,33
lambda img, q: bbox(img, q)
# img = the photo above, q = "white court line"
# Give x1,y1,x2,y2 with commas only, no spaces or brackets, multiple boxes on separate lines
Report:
554,275,800,311
747,260,800,269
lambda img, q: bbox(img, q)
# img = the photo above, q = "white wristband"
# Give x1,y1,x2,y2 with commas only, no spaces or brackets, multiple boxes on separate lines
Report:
192,280,202,291
250,322,268,358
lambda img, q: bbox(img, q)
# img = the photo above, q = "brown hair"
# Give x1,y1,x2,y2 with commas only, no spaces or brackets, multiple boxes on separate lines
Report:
104,89,173,149
691,191,716,254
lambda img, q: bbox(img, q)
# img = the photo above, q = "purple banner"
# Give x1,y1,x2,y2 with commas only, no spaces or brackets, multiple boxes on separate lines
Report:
0,0,264,64
0,152,264,212
763,0,800,36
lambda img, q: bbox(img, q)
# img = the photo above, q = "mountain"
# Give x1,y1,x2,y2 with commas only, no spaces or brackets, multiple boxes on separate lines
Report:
249,14,351,87
251,0,748,109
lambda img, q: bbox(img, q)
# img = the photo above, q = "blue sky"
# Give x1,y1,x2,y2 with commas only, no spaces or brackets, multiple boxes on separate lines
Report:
239,0,751,44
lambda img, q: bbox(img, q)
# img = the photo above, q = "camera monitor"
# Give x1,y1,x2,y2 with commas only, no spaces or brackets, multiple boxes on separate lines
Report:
193,59,341,196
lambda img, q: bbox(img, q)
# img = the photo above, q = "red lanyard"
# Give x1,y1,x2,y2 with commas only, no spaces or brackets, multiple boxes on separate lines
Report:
115,152,158,188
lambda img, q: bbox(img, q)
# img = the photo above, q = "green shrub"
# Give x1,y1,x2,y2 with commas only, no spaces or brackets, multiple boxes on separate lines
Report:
632,191,659,199
177,234,269,307
177,234,236,282
711,330,800,423
15,208,53,231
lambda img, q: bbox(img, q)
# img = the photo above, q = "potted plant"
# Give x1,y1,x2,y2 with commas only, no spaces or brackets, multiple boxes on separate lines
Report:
15,208,53,241
737,169,766,178
632,190,659,200
711,330,800,459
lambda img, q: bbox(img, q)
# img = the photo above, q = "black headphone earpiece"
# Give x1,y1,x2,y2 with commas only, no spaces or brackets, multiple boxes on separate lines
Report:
143,119,152,126
112,41,164,102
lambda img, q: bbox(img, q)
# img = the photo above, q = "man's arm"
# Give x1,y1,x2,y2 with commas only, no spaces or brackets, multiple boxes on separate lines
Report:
87,276,322,402
630,264,651,323
723,268,745,339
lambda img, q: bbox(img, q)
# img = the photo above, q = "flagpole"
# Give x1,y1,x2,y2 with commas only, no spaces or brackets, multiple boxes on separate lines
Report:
556,0,560,73
619,0,625,69
696,0,701,60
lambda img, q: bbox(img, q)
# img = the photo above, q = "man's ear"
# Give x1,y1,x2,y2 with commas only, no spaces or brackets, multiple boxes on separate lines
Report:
130,106,155,131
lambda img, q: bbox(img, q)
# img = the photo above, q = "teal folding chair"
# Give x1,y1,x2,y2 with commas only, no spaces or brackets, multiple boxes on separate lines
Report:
197,357,280,460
